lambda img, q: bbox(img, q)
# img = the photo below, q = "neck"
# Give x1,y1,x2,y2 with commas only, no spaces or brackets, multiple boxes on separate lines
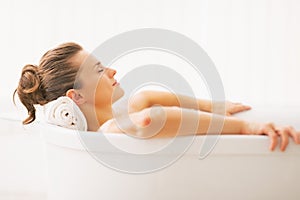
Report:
80,103,113,132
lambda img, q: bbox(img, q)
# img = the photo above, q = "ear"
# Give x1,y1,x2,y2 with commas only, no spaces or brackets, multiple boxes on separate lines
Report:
66,89,85,105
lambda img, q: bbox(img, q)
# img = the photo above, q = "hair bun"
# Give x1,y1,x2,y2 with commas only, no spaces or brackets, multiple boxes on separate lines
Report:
21,65,40,93
18,64,46,105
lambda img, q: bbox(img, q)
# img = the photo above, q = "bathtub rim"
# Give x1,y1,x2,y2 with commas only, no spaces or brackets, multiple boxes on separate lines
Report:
39,122,300,156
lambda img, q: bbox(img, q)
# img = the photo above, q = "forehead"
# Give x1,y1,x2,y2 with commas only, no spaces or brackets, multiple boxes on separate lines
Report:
71,50,98,68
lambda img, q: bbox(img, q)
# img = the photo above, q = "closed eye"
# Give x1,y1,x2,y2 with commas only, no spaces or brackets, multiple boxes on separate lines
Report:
96,64,106,73
94,61,105,73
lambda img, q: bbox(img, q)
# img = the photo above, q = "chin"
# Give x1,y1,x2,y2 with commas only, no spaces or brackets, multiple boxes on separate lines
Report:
112,85,125,103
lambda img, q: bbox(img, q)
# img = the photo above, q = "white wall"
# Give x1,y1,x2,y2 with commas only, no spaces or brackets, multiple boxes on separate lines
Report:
1,0,300,115
0,0,299,197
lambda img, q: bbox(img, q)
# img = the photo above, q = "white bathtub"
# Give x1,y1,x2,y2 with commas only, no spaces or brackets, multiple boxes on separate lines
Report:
0,115,47,200
42,105,300,200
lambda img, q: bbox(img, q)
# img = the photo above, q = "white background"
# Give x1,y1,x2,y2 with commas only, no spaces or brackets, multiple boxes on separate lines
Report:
0,0,299,198
0,0,299,112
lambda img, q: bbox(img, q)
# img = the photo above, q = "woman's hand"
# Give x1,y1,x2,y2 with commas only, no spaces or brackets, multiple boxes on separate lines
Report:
224,101,252,116
241,121,300,151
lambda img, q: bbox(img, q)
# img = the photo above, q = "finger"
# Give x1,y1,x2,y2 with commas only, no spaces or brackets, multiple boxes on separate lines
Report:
297,132,300,144
277,128,289,151
234,102,251,107
287,126,300,144
232,105,251,113
240,104,251,110
244,105,252,110
266,129,278,151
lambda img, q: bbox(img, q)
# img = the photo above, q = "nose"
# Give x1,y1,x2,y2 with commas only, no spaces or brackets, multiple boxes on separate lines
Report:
107,68,116,78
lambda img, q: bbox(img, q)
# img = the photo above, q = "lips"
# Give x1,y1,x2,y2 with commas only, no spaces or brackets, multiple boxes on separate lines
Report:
112,81,118,86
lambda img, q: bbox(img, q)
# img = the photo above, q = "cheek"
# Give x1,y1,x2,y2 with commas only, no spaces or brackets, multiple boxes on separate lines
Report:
94,79,112,102
80,77,102,102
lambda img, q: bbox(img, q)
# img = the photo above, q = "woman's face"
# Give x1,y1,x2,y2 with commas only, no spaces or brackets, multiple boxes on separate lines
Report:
73,50,124,107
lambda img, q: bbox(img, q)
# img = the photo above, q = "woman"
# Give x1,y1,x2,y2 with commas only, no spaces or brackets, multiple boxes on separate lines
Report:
14,42,300,151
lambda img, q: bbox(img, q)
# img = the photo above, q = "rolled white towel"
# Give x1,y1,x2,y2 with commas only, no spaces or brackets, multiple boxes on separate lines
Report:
43,96,87,131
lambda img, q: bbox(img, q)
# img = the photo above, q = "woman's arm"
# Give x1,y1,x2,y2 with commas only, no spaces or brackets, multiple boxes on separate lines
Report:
129,90,208,112
101,107,244,136
100,106,300,151
129,90,251,115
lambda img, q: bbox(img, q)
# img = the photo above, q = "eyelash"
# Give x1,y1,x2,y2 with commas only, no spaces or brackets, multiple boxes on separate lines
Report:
97,65,106,73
